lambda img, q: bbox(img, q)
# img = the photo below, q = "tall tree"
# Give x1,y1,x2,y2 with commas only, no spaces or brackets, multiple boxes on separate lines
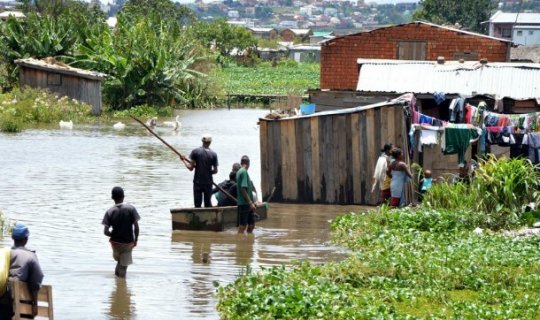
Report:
413,0,497,33
188,19,257,60
120,0,196,26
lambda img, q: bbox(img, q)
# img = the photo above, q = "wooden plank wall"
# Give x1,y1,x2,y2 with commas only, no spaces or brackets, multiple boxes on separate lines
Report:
19,67,102,115
260,104,407,205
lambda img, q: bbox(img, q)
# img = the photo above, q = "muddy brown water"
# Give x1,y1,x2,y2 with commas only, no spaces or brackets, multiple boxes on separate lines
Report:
0,109,366,319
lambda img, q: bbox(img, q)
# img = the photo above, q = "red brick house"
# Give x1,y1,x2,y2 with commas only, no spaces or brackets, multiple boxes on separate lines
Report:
320,21,512,92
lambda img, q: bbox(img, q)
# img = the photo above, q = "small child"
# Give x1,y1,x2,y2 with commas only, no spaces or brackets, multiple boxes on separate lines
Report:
419,169,434,201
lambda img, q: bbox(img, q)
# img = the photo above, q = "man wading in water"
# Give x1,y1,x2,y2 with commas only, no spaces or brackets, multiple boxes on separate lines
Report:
102,187,140,278
181,134,219,207
236,155,257,234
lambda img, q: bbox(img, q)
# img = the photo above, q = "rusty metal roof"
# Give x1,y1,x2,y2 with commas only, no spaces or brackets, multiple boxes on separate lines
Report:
356,59,540,100
15,58,107,81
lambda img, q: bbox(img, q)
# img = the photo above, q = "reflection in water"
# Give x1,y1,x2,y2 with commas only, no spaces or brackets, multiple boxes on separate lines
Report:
109,278,134,320
235,234,254,266
0,110,368,319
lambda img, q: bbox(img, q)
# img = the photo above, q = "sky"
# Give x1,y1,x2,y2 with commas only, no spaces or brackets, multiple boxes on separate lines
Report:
171,0,419,4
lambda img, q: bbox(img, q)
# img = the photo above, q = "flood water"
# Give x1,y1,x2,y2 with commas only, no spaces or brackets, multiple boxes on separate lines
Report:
0,109,365,319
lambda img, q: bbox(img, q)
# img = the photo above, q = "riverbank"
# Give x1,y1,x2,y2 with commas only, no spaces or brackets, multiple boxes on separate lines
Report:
217,157,540,319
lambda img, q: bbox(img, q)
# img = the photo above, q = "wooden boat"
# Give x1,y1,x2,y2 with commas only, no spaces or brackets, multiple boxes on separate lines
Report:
170,203,268,231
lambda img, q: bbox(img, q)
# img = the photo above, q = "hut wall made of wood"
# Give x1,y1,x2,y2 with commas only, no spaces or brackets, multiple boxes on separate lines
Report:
19,66,102,115
259,104,408,205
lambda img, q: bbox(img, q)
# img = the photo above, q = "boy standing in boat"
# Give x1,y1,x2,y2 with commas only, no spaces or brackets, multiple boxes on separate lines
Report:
236,155,256,234
181,134,219,208
102,187,140,278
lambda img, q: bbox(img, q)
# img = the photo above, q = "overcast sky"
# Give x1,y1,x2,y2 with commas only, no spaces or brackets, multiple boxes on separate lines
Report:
170,0,419,4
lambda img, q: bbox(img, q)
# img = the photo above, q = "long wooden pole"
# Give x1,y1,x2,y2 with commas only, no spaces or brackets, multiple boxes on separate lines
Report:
130,116,238,203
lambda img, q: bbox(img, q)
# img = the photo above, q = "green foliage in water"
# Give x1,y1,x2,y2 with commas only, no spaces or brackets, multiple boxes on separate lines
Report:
424,156,540,230
0,87,91,132
218,206,540,319
217,157,540,319
217,61,320,96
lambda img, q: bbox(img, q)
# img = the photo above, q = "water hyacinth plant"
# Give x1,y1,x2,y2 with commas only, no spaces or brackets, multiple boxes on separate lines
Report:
217,157,540,319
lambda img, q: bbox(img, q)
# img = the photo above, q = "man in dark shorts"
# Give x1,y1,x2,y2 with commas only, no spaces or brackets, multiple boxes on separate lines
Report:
102,186,140,278
236,155,257,234
181,134,219,207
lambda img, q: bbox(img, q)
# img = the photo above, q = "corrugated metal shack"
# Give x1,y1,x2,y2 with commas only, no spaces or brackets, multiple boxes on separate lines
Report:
259,97,411,205
355,58,540,180
15,58,107,115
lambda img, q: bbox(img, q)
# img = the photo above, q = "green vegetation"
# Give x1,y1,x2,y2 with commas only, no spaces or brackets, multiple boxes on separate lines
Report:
413,0,496,33
424,156,540,230
217,158,540,319
218,61,319,96
0,87,91,132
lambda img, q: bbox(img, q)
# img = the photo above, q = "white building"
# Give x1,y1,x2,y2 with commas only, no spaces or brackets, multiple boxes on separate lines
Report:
487,11,540,45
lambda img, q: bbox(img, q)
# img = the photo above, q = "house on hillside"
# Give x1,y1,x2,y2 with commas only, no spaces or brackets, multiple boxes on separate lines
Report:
310,21,512,111
288,44,321,62
309,31,335,44
15,58,107,115
248,27,278,39
280,28,313,42
487,11,540,45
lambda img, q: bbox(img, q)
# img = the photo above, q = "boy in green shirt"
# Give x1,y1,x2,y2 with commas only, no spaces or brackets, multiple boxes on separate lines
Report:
236,155,256,234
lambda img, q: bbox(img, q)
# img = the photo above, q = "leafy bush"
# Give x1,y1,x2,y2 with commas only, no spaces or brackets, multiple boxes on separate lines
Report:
424,156,540,230
0,87,91,132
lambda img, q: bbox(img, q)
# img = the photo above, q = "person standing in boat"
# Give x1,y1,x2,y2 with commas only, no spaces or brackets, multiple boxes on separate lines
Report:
102,187,140,278
181,134,219,208
236,155,257,234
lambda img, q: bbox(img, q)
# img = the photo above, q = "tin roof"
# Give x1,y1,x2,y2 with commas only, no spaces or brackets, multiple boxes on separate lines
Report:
326,21,512,46
249,27,276,33
356,59,540,100
489,11,540,24
15,58,107,81
260,94,412,122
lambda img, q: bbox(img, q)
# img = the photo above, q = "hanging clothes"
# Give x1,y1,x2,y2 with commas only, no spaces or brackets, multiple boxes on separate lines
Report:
420,129,438,146
433,92,446,105
449,96,465,123
443,127,481,165
524,133,540,164
494,96,504,112
510,133,529,159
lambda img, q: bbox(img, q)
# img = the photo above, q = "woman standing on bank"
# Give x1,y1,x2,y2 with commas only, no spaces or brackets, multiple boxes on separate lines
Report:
387,148,412,207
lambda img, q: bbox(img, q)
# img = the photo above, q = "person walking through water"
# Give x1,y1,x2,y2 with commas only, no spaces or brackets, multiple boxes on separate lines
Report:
387,148,412,208
236,155,257,234
102,186,140,278
372,143,393,204
181,134,219,207
0,223,44,320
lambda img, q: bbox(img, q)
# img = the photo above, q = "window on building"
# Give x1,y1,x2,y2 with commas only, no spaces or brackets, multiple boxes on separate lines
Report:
517,30,523,36
529,30,534,35
396,41,427,60
501,28,512,37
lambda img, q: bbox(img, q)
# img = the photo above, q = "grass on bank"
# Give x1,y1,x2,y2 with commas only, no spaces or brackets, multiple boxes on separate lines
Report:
217,157,540,319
